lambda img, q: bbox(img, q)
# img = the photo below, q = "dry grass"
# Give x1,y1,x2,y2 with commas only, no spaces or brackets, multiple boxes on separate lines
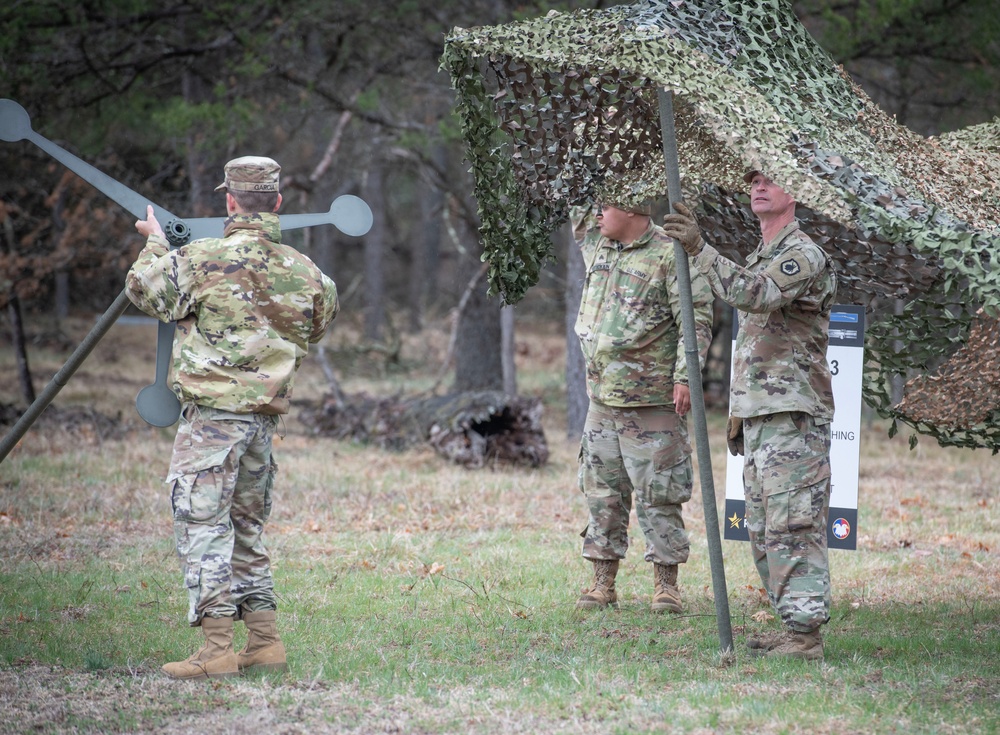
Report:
0,313,998,734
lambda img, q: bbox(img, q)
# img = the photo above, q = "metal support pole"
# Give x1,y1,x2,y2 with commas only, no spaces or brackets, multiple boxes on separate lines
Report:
0,289,132,463
657,88,733,653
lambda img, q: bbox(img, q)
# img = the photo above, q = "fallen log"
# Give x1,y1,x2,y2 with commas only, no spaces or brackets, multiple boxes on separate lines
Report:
298,390,549,468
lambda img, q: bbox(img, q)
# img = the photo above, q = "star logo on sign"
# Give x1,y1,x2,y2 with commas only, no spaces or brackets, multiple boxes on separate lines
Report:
728,512,742,529
780,259,801,276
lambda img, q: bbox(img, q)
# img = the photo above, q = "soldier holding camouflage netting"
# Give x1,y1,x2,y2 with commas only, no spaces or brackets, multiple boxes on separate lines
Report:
573,198,714,614
127,156,339,679
663,170,837,661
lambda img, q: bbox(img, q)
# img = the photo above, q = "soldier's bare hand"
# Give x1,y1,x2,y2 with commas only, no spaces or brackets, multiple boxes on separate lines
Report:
662,202,704,257
673,383,691,416
135,205,165,239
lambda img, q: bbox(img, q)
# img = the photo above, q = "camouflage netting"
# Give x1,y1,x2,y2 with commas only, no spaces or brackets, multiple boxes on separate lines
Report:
441,0,1000,451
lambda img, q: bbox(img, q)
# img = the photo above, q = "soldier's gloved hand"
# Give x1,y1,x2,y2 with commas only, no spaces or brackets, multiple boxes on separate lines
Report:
726,416,744,456
662,202,704,257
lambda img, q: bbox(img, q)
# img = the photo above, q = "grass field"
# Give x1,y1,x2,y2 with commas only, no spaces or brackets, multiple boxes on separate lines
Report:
0,314,997,734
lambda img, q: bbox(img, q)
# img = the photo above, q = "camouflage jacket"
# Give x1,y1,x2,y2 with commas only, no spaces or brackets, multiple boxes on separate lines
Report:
125,213,339,415
692,222,837,420
575,222,714,407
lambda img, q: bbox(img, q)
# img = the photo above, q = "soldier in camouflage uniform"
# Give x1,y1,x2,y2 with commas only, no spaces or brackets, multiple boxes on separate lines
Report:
663,171,837,661
127,156,339,679
573,201,714,614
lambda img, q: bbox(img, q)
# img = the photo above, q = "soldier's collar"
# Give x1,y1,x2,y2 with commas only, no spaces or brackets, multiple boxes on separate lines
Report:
604,221,656,250
223,212,282,241
761,221,801,253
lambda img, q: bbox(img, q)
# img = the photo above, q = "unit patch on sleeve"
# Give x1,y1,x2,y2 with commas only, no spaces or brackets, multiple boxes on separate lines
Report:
780,259,801,276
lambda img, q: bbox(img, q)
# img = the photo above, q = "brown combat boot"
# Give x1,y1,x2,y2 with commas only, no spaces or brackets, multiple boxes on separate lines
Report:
747,630,793,655
765,629,824,661
576,559,619,609
237,610,288,673
651,563,683,613
162,616,239,680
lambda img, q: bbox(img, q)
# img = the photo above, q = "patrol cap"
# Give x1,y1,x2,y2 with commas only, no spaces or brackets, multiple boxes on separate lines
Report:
606,200,652,216
215,156,281,193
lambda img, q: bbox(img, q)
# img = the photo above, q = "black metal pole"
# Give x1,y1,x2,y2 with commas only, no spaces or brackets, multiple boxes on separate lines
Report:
657,88,734,653
0,289,133,463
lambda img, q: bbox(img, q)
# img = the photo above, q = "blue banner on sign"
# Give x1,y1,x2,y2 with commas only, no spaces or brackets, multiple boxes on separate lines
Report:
828,304,865,347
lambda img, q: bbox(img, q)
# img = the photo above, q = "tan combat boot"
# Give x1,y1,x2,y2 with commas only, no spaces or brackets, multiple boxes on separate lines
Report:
766,629,824,661
747,630,793,655
576,559,619,609
237,610,288,673
651,563,683,613
162,616,239,680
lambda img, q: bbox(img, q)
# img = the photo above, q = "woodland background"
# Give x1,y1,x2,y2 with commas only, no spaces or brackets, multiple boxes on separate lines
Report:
1,6,998,731
1,0,998,437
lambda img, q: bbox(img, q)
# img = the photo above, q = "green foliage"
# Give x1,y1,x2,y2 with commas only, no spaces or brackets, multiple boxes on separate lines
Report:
441,44,560,303
796,0,1000,131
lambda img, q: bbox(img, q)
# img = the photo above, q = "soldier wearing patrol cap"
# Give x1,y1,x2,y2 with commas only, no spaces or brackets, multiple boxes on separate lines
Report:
573,198,714,616
215,155,281,193
662,170,837,661
127,156,339,679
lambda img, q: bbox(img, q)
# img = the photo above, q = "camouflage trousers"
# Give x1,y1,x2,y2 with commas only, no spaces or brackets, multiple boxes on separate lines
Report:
167,404,279,625
579,401,693,565
742,411,832,633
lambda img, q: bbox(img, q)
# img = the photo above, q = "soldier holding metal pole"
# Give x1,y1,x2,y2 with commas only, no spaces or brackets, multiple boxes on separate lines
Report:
663,170,837,661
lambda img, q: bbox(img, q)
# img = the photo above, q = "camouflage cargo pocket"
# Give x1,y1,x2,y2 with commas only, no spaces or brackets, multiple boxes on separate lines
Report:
762,456,830,533
167,409,238,484
170,466,228,525
787,570,828,601
645,457,693,507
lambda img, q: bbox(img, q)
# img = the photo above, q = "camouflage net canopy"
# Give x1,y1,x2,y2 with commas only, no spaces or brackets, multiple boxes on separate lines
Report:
442,0,1000,451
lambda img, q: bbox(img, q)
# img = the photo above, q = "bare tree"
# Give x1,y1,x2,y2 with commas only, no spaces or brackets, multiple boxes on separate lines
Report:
451,190,504,392
362,157,387,342
1,213,36,405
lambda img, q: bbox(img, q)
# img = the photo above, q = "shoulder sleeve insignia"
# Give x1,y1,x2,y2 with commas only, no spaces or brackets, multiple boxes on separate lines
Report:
780,259,801,276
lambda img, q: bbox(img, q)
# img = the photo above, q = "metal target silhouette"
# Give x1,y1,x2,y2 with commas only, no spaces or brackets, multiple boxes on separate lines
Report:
0,99,372,460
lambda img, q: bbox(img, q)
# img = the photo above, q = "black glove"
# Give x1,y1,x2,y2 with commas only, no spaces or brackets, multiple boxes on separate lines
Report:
726,416,744,456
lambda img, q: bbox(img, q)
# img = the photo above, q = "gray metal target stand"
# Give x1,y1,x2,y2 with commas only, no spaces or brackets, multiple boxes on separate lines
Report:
0,99,372,462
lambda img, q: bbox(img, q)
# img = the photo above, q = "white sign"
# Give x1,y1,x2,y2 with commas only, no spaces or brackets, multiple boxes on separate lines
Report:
723,305,864,550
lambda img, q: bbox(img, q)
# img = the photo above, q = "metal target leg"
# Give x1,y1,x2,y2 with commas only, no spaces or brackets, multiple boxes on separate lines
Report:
1,98,372,454
0,290,132,463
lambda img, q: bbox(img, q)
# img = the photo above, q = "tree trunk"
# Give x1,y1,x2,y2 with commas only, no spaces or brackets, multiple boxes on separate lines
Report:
409,145,445,331
453,204,503,392
1,217,35,405
7,298,36,405
49,184,68,328
363,158,386,342
564,221,588,440
54,271,69,322
309,182,338,281
182,69,214,218
501,305,516,395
